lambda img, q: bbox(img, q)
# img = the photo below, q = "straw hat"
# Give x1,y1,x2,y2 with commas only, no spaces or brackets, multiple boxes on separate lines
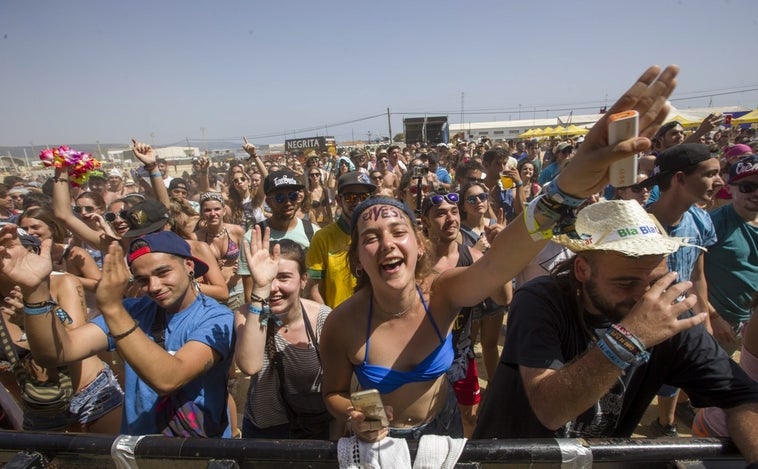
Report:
554,200,696,256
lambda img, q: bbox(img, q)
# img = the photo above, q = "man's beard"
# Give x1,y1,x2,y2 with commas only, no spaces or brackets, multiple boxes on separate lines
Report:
584,277,635,323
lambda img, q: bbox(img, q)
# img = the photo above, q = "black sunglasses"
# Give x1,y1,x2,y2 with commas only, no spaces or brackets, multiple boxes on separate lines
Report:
271,191,302,204
465,193,488,204
104,209,129,222
73,206,97,214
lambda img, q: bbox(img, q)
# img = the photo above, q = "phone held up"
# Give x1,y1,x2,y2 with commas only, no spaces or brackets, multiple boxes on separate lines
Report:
608,110,639,188
350,389,390,431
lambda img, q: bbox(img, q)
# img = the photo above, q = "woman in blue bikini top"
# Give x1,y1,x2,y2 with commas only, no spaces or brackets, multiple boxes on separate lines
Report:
320,65,680,443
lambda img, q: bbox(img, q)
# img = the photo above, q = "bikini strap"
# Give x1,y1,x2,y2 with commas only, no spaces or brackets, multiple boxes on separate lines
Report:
364,292,374,364
417,285,444,342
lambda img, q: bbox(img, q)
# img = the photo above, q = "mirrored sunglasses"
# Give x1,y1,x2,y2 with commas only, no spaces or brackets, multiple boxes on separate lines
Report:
104,209,129,222
429,193,460,206
341,192,371,205
271,191,302,204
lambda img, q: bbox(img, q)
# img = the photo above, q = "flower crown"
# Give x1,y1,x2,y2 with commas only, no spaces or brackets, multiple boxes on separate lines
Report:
39,146,102,187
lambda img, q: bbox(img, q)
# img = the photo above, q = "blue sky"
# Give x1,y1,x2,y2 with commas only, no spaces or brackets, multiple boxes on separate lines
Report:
2,0,757,149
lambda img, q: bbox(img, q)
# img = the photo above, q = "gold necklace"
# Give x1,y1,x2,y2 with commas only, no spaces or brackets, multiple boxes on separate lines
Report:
206,227,227,240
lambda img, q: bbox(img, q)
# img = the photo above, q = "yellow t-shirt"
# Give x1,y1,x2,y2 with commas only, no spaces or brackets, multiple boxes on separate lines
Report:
305,220,355,309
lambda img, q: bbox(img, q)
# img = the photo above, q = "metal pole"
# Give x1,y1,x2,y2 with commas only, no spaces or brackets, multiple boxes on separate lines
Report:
386,108,392,143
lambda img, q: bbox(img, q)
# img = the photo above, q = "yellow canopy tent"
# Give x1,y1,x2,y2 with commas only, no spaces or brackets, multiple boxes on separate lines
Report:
518,128,537,138
733,109,758,125
529,127,547,137
558,124,589,136
665,114,700,128
541,126,561,137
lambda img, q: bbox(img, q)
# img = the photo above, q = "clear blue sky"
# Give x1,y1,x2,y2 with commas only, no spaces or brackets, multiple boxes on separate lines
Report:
2,0,757,149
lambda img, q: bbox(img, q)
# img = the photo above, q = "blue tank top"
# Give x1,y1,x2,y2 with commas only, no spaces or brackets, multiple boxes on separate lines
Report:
354,285,454,394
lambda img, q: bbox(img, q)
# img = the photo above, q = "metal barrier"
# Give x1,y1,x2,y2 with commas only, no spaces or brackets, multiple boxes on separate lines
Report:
0,430,745,468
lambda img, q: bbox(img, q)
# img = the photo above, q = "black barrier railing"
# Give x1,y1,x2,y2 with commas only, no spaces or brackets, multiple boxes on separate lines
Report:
0,430,745,468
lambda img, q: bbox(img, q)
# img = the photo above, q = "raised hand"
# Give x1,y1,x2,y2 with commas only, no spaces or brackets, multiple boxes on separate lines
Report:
242,226,280,292
131,138,156,166
0,225,53,294
557,65,679,198
96,241,131,314
242,136,257,157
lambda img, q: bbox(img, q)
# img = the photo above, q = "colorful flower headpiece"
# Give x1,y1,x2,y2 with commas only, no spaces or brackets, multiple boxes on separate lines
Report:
39,146,102,187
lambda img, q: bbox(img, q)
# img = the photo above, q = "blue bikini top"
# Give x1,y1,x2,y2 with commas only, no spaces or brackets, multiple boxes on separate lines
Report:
354,285,453,394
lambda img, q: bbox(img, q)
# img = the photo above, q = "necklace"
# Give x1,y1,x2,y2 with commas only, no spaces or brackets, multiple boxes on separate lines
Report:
206,227,227,240
374,298,415,318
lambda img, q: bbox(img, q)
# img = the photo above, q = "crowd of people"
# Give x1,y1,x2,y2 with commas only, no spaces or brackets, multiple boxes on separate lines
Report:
0,64,757,464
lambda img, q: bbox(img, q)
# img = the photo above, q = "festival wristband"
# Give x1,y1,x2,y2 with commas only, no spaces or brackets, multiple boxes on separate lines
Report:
248,304,263,315
149,172,162,178
596,338,629,370
545,182,587,208
23,300,56,316
523,195,555,241
611,323,647,351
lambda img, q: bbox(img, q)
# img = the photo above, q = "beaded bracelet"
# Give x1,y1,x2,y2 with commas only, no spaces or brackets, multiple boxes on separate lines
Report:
110,320,140,341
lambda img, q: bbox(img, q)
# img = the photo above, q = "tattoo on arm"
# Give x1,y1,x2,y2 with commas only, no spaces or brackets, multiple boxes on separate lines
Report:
76,285,86,311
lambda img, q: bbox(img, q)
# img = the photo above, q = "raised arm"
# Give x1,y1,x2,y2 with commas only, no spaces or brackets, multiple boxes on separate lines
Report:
234,226,279,375
132,139,170,208
434,65,680,313
51,168,106,248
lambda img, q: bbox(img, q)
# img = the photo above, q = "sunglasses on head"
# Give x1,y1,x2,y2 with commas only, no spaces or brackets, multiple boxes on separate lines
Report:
341,192,371,205
104,209,129,222
409,185,430,195
466,193,488,204
73,206,97,214
428,193,460,206
270,191,302,204
734,181,758,194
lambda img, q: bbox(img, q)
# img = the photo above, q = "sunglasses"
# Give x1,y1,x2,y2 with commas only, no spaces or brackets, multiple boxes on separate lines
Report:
625,185,650,194
371,174,383,180
73,206,97,214
734,181,758,194
461,176,486,183
409,185,430,195
466,193,489,204
308,173,321,178
270,191,303,204
104,209,129,222
232,177,247,184
428,193,460,206
341,192,371,205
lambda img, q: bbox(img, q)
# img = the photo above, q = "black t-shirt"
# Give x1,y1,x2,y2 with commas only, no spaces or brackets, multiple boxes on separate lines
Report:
473,275,758,439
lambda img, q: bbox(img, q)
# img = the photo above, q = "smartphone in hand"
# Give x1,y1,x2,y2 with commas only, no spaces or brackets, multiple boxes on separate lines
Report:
350,389,390,429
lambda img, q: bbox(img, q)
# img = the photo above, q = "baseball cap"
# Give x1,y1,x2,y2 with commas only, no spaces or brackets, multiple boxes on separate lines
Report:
723,144,753,163
108,169,123,179
127,231,208,278
263,169,304,195
122,199,171,238
338,171,376,194
643,143,712,187
654,120,682,140
729,154,758,184
555,142,574,154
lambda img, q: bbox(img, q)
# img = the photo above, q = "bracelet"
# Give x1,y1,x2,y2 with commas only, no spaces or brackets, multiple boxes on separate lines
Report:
514,180,523,188
24,299,55,309
523,195,555,241
610,324,647,353
596,337,629,370
110,320,140,341
52,177,69,183
144,163,157,171
248,304,262,315
250,293,269,304
545,182,587,208
149,172,162,178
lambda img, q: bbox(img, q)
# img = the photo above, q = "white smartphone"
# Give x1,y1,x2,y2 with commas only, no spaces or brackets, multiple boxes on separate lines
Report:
350,389,390,428
608,110,639,188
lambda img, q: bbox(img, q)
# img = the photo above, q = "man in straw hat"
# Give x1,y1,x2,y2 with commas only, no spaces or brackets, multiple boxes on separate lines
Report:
474,200,758,460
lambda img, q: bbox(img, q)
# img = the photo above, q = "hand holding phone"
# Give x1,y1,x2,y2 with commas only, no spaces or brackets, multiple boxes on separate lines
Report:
350,389,390,430
608,110,639,188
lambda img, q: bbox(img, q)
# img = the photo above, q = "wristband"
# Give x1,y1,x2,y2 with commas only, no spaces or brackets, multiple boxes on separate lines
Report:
596,337,629,370
144,163,157,171
610,324,647,354
523,195,555,241
110,320,140,341
514,180,523,188
248,304,262,315
545,182,587,208
23,300,56,316
52,177,69,183
250,293,269,304
149,172,162,178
